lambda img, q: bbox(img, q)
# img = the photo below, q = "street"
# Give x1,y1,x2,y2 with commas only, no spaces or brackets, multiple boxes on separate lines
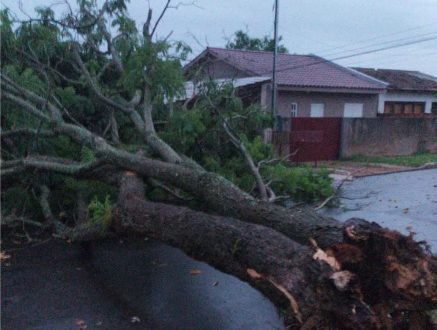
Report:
323,168,437,252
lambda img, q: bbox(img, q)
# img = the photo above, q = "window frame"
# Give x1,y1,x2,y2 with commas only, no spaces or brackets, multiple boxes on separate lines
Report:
384,101,425,115
310,103,325,118
290,102,298,117
344,103,364,118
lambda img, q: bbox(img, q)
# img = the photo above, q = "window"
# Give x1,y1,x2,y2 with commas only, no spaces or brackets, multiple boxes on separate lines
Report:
290,103,298,117
432,102,437,114
344,103,363,117
310,103,324,117
384,102,425,115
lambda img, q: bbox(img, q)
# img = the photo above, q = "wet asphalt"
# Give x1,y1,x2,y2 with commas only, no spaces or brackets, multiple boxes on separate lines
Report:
1,239,283,330
2,169,436,329
322,168,437,252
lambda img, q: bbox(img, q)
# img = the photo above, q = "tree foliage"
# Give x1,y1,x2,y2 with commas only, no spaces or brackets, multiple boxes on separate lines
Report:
226,30,288,53
1,2,329,228
160,82,332,201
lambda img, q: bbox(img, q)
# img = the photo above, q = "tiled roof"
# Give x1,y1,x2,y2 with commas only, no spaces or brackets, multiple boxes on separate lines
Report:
186,47,387,90
353,67,437,91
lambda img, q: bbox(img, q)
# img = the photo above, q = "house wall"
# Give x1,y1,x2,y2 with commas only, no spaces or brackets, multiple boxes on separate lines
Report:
340,118,437,157
377,91,437,114
277,91,379,122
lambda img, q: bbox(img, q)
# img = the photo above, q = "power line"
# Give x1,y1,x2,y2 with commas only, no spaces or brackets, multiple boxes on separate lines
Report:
346,55,437,72
319,31,437,58
313,22,437,54
344,44,437,67
267,35,437,75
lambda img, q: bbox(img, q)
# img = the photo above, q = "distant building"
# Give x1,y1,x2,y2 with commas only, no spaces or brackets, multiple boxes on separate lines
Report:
183,47,437,127
353,68,437,117
183,47,388,128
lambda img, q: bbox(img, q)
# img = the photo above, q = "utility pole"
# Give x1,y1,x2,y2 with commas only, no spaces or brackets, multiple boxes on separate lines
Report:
271,0,279,129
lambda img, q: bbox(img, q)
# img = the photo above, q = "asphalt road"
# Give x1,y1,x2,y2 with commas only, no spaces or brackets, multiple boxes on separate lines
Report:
322,168,437,252
1,239,283,330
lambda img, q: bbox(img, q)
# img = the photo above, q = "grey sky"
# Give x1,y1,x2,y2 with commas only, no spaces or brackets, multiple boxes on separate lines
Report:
3,0,437,75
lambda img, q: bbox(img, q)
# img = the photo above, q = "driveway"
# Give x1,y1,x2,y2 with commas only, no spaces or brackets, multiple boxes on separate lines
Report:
322,168,437,253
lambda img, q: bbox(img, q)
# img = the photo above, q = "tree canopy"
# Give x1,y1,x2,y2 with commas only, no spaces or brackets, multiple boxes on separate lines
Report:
226,30,288,53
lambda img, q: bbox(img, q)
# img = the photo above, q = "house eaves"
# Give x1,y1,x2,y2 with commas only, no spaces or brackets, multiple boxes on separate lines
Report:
183,47,258,77
277,85,384,94
180,76,270,101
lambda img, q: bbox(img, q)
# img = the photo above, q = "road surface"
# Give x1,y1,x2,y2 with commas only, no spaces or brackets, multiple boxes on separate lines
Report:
322,168,437,252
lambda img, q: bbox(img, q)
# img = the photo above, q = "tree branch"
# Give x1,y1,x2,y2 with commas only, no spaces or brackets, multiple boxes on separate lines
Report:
38,185,66,233
150,0,171,38
222,118,268,200
2,91,51,122
96,14,124,72
1,157,105,177
1,128,55,139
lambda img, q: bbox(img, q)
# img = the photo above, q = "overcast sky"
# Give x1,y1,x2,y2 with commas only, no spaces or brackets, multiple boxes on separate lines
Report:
3,0,437,75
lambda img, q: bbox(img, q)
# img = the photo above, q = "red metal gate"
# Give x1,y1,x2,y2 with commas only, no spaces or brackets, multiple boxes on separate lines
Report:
289,118,342,162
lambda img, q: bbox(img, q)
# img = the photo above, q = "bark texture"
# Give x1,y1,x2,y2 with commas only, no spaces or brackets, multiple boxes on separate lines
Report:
109,152,344,248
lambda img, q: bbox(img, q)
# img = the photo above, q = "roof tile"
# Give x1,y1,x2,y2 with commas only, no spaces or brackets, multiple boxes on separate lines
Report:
202,47,386,90
353,67,437,91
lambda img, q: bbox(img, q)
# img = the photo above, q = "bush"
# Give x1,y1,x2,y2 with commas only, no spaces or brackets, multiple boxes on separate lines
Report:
263,164,333,202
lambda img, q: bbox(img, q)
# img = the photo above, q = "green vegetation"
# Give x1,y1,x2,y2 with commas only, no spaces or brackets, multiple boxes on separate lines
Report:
160,82,333,202
1,1,331,234
265,165,333,202
88,195,112,228
226,30,288,53
345,153,437,167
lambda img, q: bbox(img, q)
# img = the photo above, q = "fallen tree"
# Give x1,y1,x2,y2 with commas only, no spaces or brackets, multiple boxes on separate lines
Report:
112,173,436,329
1,2,436,329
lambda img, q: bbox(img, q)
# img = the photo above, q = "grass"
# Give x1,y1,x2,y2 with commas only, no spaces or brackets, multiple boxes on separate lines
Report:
345,152,437,167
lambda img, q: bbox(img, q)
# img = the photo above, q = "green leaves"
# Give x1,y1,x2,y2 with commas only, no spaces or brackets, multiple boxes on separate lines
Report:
246,136,272,162
88,195,112,228
263,164,333,202
160,107,206,153
119,40,186,99
160,82,332,202
226,30,288,53
80,147,97,162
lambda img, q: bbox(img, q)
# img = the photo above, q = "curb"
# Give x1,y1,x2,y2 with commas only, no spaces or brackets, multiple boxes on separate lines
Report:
354,163,437,178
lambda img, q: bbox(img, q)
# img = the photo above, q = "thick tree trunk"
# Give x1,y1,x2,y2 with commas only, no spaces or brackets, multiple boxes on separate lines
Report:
109,151,343,247
111,173,437,329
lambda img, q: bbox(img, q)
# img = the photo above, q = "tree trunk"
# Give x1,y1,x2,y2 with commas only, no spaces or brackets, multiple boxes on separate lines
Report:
108,151,343,247
111,173,437,329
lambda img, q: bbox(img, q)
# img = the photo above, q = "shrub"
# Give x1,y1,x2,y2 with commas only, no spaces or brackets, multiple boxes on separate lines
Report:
263,164,333,202
88,195,112,228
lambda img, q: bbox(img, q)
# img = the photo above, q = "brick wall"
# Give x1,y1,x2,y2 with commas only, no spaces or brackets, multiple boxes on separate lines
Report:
340,118,437,157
